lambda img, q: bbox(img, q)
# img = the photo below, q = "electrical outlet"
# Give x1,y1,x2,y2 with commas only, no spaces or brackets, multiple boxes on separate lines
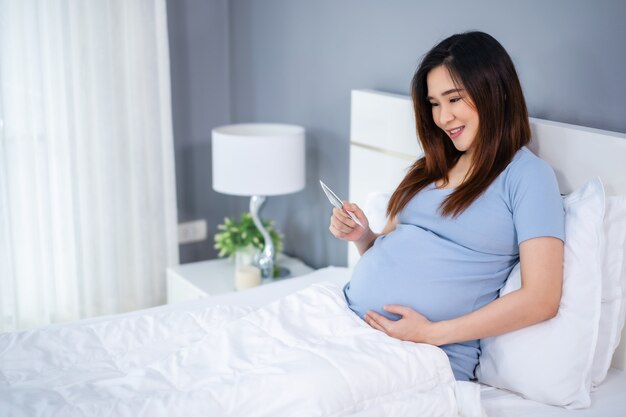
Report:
178,219,207,244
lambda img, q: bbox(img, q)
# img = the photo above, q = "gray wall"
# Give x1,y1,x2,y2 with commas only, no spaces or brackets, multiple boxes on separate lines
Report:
169,0,626,268
167,0,234,263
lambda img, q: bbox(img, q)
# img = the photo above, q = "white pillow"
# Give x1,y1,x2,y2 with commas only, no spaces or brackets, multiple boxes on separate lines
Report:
476,178,605,409
363,191,392,233
593,194,626,380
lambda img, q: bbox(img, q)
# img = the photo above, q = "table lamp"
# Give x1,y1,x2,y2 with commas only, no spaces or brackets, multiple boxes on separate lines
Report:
212,123,305,279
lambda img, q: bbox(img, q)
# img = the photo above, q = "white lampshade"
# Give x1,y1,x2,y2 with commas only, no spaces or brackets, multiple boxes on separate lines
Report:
212,123,305,196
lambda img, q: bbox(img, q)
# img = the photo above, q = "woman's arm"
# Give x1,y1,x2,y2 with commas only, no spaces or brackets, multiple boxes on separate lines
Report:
364,236,564,345
428,236,563,345
329,202,398,255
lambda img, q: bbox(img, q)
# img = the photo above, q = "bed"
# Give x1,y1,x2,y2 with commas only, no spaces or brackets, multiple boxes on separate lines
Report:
1,89,625,417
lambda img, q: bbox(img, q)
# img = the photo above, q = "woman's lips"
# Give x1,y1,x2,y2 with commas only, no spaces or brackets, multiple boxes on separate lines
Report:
448,126,464,139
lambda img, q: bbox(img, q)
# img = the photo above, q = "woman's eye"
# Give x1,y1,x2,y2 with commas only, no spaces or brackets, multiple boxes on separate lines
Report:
450,97,462,103
429,102,439,107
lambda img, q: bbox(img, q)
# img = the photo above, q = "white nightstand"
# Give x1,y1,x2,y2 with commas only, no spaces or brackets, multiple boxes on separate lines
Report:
166,254,314,304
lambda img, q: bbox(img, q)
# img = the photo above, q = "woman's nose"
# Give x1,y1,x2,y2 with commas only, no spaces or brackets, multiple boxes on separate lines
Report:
438,106,455,126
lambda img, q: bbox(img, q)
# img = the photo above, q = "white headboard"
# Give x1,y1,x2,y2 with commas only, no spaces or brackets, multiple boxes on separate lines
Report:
348,88,626,370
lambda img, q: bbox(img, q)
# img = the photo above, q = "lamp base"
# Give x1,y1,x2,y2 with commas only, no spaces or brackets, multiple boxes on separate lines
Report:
250,195,275,279
261,265,291,283
276,265,291,278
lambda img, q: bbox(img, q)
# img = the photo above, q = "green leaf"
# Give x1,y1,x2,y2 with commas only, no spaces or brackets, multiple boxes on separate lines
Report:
214,211,284,259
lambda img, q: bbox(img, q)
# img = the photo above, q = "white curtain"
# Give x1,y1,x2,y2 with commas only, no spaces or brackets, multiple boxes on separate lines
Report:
0,0,179,331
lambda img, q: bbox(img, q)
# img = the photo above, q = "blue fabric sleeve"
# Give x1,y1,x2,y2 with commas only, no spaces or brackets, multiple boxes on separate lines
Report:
508,153,565,245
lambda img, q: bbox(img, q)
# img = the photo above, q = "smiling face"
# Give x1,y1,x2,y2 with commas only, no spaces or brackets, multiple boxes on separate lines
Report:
426,65,480,160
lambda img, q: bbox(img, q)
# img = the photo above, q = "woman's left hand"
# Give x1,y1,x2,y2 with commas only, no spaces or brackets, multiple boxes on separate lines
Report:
364,305,439,345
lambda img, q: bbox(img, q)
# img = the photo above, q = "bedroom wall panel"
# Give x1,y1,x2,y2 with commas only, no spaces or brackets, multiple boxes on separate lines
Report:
166,0,235,263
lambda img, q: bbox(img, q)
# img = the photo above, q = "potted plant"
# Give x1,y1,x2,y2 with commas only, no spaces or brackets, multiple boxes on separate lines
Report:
214,212,283,277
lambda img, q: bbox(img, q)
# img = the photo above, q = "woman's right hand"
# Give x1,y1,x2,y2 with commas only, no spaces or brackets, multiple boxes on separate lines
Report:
328,202,371,242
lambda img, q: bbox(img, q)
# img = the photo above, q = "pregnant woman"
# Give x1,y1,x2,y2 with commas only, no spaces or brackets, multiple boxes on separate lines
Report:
330,31,565,381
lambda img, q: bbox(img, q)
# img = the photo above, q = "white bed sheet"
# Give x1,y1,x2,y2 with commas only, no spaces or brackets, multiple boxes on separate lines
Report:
0,271,480,417
214,266,626,417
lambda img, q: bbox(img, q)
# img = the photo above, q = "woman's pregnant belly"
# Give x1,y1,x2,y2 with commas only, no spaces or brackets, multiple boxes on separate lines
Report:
343,224,514,381
344,224,508,323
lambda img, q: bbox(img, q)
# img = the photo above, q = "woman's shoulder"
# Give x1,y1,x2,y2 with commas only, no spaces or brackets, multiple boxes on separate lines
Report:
510,146,549,167
505,146,556,181
498,147,560,201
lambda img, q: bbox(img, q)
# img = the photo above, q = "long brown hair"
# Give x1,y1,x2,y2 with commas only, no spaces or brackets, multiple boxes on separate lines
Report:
387,31,530,218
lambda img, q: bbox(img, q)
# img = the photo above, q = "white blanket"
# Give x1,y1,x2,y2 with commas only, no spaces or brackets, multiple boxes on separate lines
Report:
0,282,484,417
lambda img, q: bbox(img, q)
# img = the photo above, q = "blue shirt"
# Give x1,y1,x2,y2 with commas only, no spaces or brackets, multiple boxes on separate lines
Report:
344,147,565,381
